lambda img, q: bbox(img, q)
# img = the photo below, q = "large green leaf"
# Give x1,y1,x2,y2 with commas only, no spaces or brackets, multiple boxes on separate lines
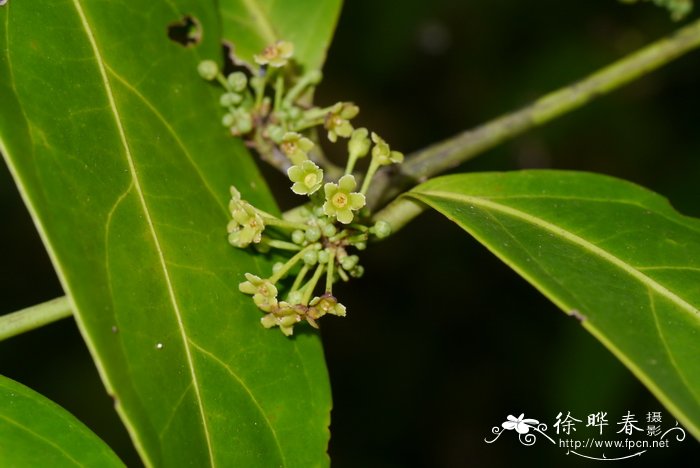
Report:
408,170,700,438
219,0,343,70
0,374,124,467
0,0,330,466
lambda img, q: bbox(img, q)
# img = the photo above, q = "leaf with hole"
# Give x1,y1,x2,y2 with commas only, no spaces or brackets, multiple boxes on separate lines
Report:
0,374,124,467
0,0,331,466
408,170,700,438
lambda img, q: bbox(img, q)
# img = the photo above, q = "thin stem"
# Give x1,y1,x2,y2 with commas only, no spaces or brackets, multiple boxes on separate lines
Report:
290,264,310,293
360,158,381,196
325,249,336,293
269,243,319,283
283,70,322,107
216,73,230,91
261,238,301,251
301,263,326,306
0,297,73,342
368,18,700,208
259,215,310,232
274,75,284,114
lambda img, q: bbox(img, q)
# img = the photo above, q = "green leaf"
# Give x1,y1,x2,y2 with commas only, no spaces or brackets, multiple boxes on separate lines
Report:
0,1,330,466
409,170,700,439
0,374,124,467
219,0,343,70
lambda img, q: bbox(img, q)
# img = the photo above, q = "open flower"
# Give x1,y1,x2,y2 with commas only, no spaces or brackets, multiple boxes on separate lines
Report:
309,294,347,318
228,187,265,247
254,41,294,68
502,414,539,434
280,132,314,165
325,102,359,142
371,132,404,165
288,160,324,195
239,273,278,312
260,302,304,336
323,175,366,224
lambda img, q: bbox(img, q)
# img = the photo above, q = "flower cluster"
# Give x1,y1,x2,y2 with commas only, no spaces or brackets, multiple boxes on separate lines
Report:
199,41,401,336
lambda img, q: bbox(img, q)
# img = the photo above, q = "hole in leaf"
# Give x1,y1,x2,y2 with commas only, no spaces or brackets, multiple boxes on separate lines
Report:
167,15,201,47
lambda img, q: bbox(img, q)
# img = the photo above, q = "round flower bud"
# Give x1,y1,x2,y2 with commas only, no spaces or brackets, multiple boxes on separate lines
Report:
318,250,330,264
373,220,392,239
355,241,367,251
221,113,235,127
305,226,322,242
303,250,318,265
272,262,285,275
197,60,218,80
227,72,248,92
340,255,359,271
322,223,337,238
220,92,242,107
292,230,306,245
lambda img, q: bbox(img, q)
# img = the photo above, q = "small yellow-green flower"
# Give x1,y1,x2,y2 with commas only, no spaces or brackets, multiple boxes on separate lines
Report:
280,132,314,165
309,295,347,318
239,273,278,312
323,175,365,224
288,160,324,195
260,302,303,336
371,132,404,165
228,186,265,247
325,102,359,142
254,41,294,68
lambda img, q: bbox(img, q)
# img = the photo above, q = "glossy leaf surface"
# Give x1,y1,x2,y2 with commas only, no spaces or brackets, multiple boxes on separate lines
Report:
0,374,123,467
219,0,343,70
409,170,700,438
0,0,331,466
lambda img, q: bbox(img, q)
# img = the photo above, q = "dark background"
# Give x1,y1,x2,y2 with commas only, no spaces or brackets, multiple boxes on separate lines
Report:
1,0,699,466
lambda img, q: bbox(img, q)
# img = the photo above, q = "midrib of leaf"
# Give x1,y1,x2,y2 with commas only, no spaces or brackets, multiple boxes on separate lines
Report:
241,0,276,44
69,0,215,466
0,414,83,467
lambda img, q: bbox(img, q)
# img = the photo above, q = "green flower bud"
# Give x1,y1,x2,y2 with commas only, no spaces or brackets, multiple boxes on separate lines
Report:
372,220,392,239
355,241,367,251
197,60,218,81
350,265,365,278
227,71,248,92
268,125,286,143
287,291,303,305
318,249,330,264
292,230,306,245
340,255,359,271
303,249,319,265
348,128,371,159
235,114,253,135
220,92,242,107
305,226,322,242
322,223,337,238
322,174,366,224
222,113,235,127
